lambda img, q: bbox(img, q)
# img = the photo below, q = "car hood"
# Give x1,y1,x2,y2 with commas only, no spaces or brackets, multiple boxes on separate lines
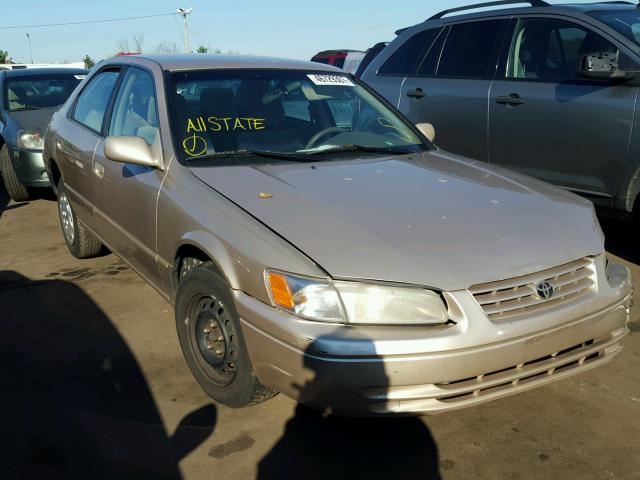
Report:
189,150,604,290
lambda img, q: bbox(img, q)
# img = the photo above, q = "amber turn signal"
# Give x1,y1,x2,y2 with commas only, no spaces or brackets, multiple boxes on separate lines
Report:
267,272,294,309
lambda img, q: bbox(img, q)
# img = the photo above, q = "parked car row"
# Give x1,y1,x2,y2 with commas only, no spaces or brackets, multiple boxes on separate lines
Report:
1,0,634,416
311,50,367,74
0,67,87,200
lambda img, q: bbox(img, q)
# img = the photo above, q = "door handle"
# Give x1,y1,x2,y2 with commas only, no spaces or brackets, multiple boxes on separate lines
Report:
93,162,104,179
407,88,426,99
496,94,524,106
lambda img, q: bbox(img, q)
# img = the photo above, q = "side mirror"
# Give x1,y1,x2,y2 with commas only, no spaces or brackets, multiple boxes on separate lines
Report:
577,51,634,81
104,136,163,169
416,122,436,142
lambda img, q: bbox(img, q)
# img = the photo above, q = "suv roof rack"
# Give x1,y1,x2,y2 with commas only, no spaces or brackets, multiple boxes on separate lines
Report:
428,0,550,20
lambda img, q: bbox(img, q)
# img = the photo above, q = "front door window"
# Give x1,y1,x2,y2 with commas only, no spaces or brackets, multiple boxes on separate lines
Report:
506,18,620,82
109,67,159,145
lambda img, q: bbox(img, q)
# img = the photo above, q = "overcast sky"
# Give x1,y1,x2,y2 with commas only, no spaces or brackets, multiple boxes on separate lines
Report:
1,0,589,64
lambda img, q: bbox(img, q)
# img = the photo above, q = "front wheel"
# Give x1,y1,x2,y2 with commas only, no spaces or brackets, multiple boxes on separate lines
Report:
0,144,30,202
175,262,276,407
56,179,103,258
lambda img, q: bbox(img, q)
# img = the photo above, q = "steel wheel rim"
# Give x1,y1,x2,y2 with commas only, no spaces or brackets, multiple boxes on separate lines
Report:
186,294,238,386
58,192,75,246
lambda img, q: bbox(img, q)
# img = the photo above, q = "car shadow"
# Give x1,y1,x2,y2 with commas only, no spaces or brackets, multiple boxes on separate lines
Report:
555,82,611,103
0,181,57,220
0,271,216,480
0,181,13,219
257,335,442,480
599,216,640,265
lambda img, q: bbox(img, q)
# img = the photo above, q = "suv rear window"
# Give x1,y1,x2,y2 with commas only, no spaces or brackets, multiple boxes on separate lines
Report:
437,20,507,78
379,28,441,76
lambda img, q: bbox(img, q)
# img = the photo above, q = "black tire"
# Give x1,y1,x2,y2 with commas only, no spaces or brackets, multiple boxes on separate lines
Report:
56,179,103,258
175,262,276,407
0,144,30,202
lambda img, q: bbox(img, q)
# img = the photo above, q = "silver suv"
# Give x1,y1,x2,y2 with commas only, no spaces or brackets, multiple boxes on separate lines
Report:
361,0,640,216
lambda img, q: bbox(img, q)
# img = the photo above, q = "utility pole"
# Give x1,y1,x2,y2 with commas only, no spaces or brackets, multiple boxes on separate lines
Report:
177,7,194,54
26,33,33,63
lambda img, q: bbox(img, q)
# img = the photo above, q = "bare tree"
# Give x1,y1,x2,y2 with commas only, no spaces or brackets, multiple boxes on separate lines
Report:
132,34,145,53
115,37,130,54
114,34,144,54
153,42,181,54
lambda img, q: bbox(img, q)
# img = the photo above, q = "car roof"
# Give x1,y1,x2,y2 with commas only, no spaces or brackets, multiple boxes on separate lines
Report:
2,67,88,78
114,54,343,73
559,2,638,13
397,1,639,33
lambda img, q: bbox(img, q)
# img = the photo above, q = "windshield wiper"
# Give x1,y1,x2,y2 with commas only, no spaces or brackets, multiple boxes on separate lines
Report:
305,144,414,156
10,106,41,112
193,149,316,163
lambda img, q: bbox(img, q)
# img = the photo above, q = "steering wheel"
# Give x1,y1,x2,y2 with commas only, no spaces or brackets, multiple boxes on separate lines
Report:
305,127,346,149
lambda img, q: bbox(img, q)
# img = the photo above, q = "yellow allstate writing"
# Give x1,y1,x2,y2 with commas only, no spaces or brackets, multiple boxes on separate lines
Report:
182,133,208,157
187,116,266,133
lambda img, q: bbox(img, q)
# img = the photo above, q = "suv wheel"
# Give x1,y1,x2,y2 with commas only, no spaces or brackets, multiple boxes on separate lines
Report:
1,144,30,202
56,179,103,258
175,261,276,407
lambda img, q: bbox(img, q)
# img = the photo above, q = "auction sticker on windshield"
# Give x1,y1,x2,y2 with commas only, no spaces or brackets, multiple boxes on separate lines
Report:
307,74,354,87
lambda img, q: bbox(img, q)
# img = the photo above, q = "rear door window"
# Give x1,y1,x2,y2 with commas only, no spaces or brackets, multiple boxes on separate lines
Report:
437,20,507,78
379,28,441,76
72,70,119,134
416,29,447,76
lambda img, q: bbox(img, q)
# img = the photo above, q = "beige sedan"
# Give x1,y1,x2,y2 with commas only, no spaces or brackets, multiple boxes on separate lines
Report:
44,54,632,415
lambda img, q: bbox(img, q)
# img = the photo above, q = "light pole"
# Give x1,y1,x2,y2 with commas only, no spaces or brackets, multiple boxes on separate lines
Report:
26,33,33,64
177,7,194,54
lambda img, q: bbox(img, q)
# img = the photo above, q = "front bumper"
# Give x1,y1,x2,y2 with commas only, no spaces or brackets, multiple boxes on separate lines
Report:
11,148,49,187
234,258,633,416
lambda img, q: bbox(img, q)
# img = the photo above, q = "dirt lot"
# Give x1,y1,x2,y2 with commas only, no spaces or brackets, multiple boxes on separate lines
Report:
1,184,639,480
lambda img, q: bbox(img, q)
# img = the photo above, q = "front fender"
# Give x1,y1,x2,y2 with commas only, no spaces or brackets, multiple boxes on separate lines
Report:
157,164,327,305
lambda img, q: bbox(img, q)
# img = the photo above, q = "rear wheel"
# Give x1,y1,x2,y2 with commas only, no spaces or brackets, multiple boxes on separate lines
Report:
175,262,276,407
57,179,103,258
1,144,30,202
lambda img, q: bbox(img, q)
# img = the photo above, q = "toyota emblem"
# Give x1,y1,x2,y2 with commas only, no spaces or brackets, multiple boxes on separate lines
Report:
536,281,554,300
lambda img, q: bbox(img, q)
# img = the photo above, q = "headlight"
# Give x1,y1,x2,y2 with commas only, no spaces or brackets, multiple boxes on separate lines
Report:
17,130,44,150
265,271,448,325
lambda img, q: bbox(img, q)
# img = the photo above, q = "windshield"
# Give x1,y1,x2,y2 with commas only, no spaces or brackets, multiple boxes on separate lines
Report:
590,10,640,47
169,69,428,161
4,74,83,112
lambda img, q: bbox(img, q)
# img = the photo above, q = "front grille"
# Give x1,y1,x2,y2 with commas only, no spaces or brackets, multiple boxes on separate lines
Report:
469,257,596,321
